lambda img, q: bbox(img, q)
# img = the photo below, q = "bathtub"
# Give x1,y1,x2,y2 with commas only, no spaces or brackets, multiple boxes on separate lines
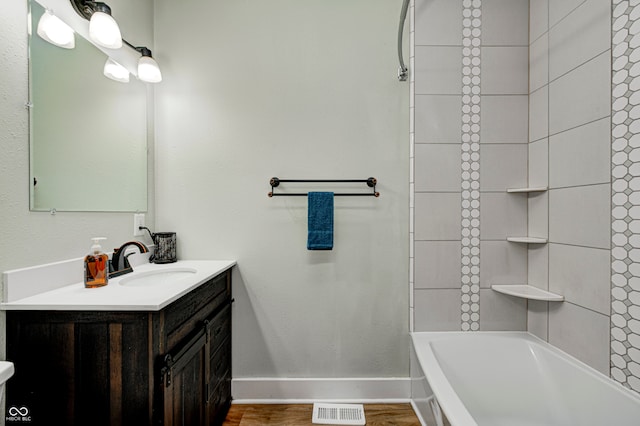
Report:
410,332,640,426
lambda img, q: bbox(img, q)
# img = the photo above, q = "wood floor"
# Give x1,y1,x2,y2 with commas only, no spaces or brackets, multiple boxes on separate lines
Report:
222,403,421,426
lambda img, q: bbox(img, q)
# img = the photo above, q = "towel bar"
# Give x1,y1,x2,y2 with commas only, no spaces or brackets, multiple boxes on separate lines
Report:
268,177,380,197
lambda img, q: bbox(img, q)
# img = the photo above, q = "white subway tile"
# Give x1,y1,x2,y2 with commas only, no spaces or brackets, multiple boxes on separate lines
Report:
529,138,549,187
415,95,462,143
482,0,529,46
479,289,527,331
410,183,415,208
415,241,462,289
410,105,415,135
480,241,528,288
482,95,529,143
549,0,611,81
549,0,587,28
409,132,415,157
415,144,462,192
414,289,462,331
549,117,611,188
410,307,415,332
528,192,549,239
409,81,415,109
409,270,414,306
530,0,549,41
549,51,611,134
530,34,549,92
528,244,549,290
414,0,462,46
410,229,414,257
415,46,462,94
414,192,461,240
549,243,611,315
530,86,549,142
548,184,611,249
410,155,415,184
481,47,529,95
480,144,528,191
548,301,610,375
480,193,527,240
528,300,549,340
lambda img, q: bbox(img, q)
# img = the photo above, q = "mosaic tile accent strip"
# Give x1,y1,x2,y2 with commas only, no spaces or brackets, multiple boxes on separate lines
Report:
611,0,640,392
460,0,481,332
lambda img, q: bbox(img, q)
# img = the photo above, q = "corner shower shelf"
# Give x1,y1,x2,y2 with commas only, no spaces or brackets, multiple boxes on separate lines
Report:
506,187,548,193
506,237,548,244
491,284,564,302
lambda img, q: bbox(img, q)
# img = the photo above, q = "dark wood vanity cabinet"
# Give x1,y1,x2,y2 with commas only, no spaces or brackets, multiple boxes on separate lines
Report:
5,269,233,426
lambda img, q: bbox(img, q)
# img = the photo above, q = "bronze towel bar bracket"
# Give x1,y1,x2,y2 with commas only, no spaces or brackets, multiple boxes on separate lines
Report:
268,177,380,198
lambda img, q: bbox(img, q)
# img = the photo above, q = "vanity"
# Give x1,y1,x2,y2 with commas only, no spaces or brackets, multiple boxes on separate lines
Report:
2,260,235,426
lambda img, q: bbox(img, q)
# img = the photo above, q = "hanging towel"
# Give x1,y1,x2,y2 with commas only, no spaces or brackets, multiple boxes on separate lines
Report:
307,192,334,250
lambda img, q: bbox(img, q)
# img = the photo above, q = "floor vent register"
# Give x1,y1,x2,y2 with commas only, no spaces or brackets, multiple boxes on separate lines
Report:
312,403,366,425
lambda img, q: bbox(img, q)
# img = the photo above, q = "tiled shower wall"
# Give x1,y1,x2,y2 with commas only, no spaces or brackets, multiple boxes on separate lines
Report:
526,0,612,375
411,0,640,390
411,0,529,332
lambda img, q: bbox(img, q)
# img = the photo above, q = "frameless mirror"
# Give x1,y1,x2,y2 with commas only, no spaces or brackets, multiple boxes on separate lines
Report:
29,0,147,212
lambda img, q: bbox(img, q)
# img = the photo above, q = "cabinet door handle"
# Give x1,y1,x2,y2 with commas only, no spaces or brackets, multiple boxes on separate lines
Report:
214,326,223,338
160,367,172,387
161,354,174,386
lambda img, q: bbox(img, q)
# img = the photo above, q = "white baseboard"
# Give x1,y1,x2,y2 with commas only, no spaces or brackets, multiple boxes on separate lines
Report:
232,377,411,404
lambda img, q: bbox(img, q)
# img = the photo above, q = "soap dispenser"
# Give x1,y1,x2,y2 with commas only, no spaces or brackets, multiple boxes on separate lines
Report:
84,237,109,288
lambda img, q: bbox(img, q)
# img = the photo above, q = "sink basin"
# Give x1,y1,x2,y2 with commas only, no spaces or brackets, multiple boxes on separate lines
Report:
0,361,14,384
119,268,197,287
0,361,14,403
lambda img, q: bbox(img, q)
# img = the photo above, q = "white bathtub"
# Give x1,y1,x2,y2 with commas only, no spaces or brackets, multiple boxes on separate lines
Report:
410,332,640,426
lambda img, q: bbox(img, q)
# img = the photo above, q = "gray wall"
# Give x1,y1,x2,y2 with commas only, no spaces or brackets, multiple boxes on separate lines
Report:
153,0,410,378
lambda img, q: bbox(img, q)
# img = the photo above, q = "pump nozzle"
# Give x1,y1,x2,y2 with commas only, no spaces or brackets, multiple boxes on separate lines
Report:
90,237,107,254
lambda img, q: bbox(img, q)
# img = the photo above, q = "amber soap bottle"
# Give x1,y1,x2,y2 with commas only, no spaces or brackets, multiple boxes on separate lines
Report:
84,237,109,288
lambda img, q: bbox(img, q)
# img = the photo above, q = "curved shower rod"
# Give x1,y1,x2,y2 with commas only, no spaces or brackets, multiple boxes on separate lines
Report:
397,0,410,81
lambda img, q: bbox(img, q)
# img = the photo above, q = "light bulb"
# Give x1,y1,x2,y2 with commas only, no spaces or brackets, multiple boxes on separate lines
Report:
138,56,162,83
103,58,129,83
37,10,75,49
89,11,122,49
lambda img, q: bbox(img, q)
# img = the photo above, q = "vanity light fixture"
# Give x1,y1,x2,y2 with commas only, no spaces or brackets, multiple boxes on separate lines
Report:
70,0,122,49
131,45,162,83
103,58,129,83
37,9,75,49
69,0,162,83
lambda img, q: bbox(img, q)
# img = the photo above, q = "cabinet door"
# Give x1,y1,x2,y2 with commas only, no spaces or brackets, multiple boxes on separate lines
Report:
161,330,207,426
6,312,151,426
205,304,232,424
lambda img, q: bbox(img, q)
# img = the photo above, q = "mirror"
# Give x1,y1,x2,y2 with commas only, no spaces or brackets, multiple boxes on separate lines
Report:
29,0,148,212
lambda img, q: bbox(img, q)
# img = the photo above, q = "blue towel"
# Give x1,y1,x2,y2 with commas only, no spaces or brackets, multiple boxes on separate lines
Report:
307,192,334,250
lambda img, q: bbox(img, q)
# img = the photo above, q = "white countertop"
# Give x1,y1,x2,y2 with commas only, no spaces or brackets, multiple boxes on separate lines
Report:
0,260,236,311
